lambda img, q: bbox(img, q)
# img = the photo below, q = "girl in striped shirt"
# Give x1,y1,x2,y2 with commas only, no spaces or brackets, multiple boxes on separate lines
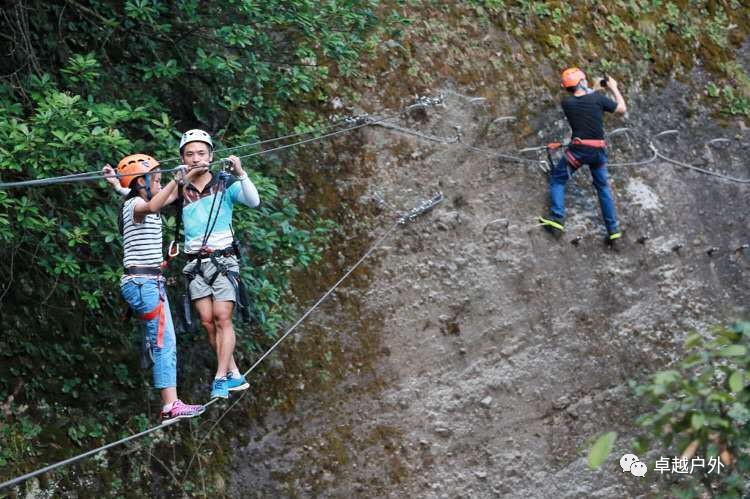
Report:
104,154,206,422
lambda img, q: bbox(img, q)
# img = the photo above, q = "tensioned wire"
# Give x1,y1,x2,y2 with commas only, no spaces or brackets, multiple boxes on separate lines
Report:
181,217,406,478
2,119,748,188
0,99,437,190
0,114,376,189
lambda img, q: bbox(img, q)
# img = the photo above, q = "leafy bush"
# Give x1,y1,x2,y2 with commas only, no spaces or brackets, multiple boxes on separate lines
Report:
590,324,750,497
632,323,750,497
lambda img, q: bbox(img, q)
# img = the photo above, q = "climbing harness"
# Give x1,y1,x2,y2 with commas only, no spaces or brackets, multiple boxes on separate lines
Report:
180,170,253,325
533,137,609,173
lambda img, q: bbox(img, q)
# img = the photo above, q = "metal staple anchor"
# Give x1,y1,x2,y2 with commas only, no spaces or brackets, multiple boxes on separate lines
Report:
344,113,370,126
453,125,463,142
637,236,649,245
672,244,684,253
707,247,720,256
405,94,444,112
570,236,583,246
398,191,444,224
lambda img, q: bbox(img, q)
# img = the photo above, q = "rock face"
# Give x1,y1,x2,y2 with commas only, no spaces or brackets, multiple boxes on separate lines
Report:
229,76,749,497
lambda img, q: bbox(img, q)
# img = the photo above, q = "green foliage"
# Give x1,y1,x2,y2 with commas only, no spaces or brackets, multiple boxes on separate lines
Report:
0,0,382,493
0,404,43,469
588,431,617,469
632,323,750,497
401,0,748,117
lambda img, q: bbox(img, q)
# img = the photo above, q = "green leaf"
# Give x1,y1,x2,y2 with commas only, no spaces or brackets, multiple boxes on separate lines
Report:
729,371,744,392
653,370,681,386
718,345,746,357
727,403,750,423
684,332,702,349
588,432,617,469
690,413,705,430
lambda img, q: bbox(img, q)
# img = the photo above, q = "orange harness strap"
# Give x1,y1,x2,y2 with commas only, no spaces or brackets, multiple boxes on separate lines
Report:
571,138,607,148
139,301,166,348
565,149,582,169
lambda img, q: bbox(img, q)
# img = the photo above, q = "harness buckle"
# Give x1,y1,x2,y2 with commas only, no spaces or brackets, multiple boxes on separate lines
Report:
168,241,180,258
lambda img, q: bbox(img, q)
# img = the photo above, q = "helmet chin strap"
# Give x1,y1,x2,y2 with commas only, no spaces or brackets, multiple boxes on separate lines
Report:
144,173,152,200
576,80,594,94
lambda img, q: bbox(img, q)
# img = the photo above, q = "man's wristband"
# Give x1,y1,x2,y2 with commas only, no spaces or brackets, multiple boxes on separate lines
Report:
236,174,248,181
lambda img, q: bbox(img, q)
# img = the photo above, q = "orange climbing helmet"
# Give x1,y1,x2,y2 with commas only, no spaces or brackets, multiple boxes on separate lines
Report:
116,154,159,188
561,67,586,89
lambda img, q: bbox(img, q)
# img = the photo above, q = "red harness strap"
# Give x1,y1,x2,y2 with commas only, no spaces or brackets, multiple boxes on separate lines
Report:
571,138,607,148
565,149,582,169
139,301,166,348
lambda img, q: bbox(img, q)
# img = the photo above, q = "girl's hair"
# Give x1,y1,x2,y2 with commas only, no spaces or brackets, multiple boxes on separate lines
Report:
117,177,143,235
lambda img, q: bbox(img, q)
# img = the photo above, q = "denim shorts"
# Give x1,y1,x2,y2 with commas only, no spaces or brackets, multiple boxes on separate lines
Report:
120,277,177,389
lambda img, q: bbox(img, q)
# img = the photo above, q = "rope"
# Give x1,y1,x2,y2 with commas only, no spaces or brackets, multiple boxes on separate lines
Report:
0,100,426,491
371,120,461,144
0,420,179,491
0,115,387,190
655,152,750,183
2,96,747,490
373,120,750,183
157,117,357,165
0,164,189,189
0,97,443,190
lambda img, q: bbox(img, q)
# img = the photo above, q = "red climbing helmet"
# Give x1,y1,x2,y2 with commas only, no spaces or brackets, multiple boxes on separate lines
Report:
561,67,586,89
116,154,159,188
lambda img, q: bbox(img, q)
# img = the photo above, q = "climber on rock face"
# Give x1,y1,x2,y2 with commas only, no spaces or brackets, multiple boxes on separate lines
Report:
539,67,627,249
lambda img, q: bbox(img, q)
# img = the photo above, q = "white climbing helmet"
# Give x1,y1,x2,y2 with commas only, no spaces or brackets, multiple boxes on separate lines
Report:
179,129,213,152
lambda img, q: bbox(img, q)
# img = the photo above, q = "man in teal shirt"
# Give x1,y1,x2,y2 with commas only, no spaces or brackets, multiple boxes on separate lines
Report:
179,129,260,399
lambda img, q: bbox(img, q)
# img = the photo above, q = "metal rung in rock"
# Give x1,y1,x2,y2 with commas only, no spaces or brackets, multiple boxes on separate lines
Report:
399,192,444,224
344,113,370,126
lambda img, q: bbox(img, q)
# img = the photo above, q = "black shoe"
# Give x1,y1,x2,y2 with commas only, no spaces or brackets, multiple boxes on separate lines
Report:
539,216,564,239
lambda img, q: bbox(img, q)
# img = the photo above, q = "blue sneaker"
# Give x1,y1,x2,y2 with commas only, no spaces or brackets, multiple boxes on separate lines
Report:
226,371,249,392
210,377,229,399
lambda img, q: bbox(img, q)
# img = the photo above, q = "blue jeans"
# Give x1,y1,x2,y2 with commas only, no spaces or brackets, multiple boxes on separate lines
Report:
548,147,619,234
120,277,177,389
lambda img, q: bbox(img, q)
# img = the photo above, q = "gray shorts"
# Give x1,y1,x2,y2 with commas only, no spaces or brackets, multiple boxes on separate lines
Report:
183,255,240,302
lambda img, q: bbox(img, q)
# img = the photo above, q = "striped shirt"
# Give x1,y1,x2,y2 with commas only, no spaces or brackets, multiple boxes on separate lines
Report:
122,197,163,269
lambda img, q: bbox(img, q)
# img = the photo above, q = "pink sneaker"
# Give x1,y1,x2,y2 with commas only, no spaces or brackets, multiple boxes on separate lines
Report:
161,400,205,423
